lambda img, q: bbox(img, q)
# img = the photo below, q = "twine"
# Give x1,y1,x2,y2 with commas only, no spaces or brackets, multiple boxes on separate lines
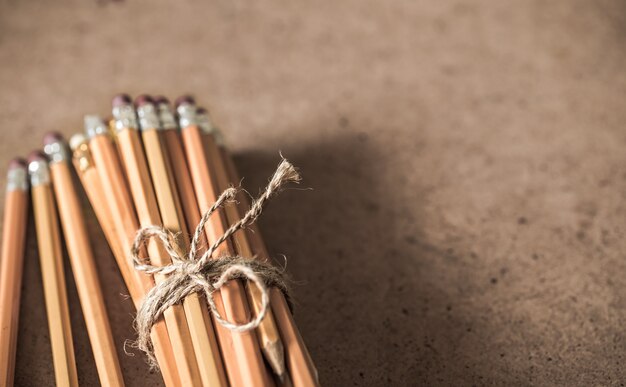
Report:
129,157,300,367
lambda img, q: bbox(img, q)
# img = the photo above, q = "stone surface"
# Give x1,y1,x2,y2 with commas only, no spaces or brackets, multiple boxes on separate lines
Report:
1,0,626,385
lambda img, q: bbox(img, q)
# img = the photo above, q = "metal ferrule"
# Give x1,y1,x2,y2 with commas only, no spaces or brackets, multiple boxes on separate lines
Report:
213,127,226,147
73,142,94,173
112,104,138,131
84,115,109,139
28,160,50,187
196,112,216,135
197,112,226,146
43,141,69,164
137,104,161,131
157,103,178,130
177,103,198,128
6,168,28,192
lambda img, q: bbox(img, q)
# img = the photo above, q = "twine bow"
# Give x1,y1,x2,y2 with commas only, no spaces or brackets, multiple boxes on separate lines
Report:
129,158,300,366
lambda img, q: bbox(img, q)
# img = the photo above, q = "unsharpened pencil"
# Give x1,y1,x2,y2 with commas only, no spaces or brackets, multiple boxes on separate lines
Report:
0,158,29,387
44,133,125,387
137,95,227,387
69,133,135,299
177,97,275,387
28,152,78,387
112,94,203,387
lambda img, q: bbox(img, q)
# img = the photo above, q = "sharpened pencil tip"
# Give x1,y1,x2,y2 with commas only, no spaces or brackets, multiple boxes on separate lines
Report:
263,340,287,380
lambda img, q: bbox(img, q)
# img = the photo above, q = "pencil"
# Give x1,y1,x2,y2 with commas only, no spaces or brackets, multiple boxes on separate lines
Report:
177,97,275,387
137,95,227,387
0,158,29,387
84,116,181,386
195,108,287,379
112,94,203,387
69,133,136,300
28,152,78,387
155,96,244,387
44,133,125,387
214,133,320,387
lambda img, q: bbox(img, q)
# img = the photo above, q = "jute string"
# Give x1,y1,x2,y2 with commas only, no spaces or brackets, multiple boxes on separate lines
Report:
129,157,299,367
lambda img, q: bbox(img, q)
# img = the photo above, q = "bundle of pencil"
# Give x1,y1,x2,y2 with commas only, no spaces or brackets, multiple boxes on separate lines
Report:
0,93,318,386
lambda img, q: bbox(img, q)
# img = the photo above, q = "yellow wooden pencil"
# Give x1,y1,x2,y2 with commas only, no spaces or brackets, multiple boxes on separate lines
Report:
28,152,78,387
44,133,125,387
0,158,29,387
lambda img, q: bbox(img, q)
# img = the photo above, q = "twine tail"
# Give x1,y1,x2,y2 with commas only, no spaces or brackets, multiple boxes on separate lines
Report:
197,157,301,266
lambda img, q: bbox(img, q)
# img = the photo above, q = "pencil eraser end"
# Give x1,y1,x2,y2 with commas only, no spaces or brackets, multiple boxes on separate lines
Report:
154,95,170,105
135,94,154,107
175,95,196,108
112,93,133,107
27,151,47,164
8,158,27,171
43,131,64,146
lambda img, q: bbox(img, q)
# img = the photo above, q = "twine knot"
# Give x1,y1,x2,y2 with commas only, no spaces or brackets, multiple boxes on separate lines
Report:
129,157,300,366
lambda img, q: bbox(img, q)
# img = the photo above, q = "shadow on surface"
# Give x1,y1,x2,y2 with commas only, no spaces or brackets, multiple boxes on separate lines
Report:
233,129,481,385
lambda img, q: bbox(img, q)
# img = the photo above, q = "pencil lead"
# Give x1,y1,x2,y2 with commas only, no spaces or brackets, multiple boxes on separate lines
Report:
263,339,287,382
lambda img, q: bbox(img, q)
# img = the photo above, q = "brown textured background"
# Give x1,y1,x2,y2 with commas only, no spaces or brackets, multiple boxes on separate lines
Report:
1,0,626,385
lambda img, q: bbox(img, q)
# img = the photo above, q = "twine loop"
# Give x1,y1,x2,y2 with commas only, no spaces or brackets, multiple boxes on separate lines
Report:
129,157,300,366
